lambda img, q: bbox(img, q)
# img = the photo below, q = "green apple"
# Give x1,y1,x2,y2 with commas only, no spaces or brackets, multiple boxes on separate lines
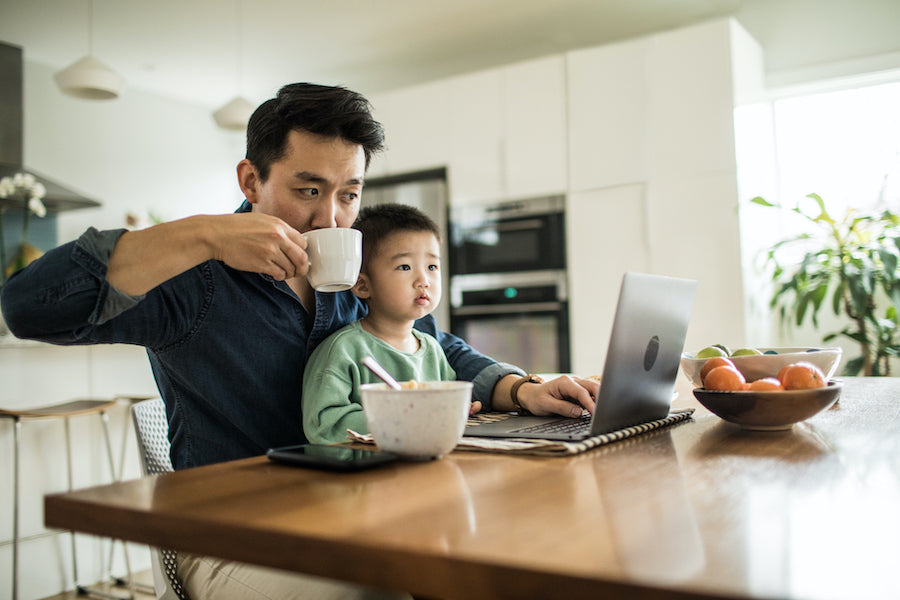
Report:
712,343,731,356
731,347,763,356
697,346,729,359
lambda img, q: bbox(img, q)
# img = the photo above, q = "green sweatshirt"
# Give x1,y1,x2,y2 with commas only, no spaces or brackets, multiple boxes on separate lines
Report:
302,320,456,444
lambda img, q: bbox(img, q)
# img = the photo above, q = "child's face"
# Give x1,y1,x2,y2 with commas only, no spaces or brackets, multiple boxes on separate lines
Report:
355,230,442,323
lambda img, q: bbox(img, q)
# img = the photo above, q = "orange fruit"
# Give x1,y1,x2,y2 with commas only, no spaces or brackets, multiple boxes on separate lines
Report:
748,377,784,391
700,357,736,385
777,361,826,390
704,365,747,391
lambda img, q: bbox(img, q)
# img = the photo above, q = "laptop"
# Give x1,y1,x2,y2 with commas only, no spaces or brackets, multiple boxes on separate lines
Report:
464,272,697,440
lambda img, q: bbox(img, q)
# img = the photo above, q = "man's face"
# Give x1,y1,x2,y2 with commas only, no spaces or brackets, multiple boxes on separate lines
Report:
243,129,366,233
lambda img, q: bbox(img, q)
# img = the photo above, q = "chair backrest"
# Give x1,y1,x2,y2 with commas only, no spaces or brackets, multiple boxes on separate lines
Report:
132,397,175,476
131,398,190,600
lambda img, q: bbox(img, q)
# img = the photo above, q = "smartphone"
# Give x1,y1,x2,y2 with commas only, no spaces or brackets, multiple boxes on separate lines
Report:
266,444,399,472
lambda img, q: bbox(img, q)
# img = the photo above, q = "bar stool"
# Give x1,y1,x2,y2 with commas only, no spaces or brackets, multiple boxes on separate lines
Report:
1,398,127,600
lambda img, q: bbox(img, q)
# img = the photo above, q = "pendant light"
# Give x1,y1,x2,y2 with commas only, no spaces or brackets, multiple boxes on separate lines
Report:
54,0,125,100
213,0,254,130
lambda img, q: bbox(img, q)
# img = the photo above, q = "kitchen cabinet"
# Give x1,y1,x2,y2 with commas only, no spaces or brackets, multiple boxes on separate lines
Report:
502,56,568,199
644,21,739,181
447,69,505,204
448,56,568,205
564,19,763,372
567,38,650,192
368,80,453,177
567,19,746,190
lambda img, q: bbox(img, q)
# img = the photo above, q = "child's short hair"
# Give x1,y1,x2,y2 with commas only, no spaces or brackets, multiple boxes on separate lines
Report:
353,203,441,271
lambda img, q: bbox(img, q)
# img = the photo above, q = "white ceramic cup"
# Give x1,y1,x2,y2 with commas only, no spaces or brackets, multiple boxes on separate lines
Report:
303,228,363,292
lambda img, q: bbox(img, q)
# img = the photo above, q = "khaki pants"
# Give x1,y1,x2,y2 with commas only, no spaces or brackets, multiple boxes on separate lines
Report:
178,554,413,600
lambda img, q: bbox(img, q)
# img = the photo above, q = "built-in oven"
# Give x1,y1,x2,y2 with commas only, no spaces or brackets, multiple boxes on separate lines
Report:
450,270,570,374
449,195,569,373
449,195,565,276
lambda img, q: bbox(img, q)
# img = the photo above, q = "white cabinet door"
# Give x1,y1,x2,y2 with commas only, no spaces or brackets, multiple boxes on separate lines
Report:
567,38,650,192
448,56,568,206
646,20,738,181
371,80,452,176
447,69,504,205
503,55,568,199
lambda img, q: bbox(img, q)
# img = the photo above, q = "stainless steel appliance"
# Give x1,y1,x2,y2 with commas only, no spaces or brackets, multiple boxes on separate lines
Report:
449,195,566,275
361,169,450,330
449,196,569,373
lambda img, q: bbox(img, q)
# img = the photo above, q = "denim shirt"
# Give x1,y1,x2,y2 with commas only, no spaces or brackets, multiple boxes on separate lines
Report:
0,202,523,469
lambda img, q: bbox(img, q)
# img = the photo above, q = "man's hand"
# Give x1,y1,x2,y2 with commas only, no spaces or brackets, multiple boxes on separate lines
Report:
514,375,598,418
209,213,308,281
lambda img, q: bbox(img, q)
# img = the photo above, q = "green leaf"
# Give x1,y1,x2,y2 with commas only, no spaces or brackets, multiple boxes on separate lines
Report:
806,193,835,225
843,356,866,376
796,293,809,326
841,329,869,344
809,283,828,327
831,280,845,315
750,196,776,208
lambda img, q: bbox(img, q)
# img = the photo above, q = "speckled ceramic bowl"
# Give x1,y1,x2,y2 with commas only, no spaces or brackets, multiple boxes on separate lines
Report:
360,381,472,459
680,347,842,387
693,381,842,431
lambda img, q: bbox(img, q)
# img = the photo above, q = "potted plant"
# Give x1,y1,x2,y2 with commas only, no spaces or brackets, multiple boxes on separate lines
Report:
0,171,47,285
0,171,48,339
752,193,900,376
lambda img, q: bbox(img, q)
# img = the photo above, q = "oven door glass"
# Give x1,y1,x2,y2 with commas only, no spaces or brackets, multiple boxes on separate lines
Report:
452,213,565,274
454,311,569,374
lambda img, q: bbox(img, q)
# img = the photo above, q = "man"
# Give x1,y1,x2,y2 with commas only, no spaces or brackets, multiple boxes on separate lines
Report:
1,83,596,598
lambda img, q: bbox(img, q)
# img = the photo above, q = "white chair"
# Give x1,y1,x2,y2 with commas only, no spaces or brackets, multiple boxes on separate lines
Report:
130,398,190,600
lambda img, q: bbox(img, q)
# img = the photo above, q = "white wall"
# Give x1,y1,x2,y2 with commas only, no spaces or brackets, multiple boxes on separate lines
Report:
1,60,246,600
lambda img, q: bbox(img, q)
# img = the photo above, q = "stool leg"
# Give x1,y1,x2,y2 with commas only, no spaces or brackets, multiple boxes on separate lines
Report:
64,417,81,590
12,417,21,600
108,407,129,579
99,411,135,599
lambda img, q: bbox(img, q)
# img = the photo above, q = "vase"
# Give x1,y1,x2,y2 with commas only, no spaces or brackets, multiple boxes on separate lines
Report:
3,242,43,280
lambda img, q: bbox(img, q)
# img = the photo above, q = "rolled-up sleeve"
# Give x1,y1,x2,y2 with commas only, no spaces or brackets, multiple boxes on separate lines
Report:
0,227,141,342
72,227,145,324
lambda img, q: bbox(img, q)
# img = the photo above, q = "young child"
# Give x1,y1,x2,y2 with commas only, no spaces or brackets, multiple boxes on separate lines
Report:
302,203,469,444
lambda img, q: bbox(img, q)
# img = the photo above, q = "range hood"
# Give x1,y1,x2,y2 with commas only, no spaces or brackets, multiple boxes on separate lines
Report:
0,41,100,212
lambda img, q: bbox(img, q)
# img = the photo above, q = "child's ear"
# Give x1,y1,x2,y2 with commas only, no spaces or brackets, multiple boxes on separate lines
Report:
352,273,370,299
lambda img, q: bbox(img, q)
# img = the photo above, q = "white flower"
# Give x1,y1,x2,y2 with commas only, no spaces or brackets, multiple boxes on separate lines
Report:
0,176,14,198
0,171,47,202
28,197,47,218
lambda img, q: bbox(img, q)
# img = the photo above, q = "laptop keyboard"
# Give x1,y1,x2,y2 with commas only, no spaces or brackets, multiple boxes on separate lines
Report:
512,413,592,436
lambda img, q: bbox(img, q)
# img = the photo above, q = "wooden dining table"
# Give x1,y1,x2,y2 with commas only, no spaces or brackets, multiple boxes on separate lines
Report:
45,377,900,600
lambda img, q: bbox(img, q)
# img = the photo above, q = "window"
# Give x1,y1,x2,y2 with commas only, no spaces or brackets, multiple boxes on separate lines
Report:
735,78,900,348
